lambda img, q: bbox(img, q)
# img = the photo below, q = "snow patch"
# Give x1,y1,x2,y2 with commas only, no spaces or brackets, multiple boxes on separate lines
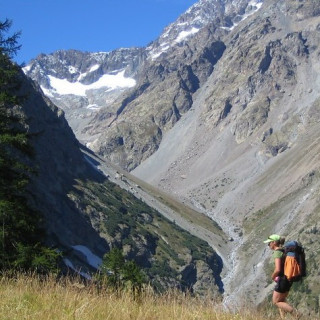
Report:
46,70,136,96
63,258,91,279
89,64,100,72
72,245,102,269
177,22,188,27
175,27,200,43
77,64,100,81
87,104,101,110
221,0,263,31
249,0,263,10
68,66,78,74
150,46,170,60
22,65,31,73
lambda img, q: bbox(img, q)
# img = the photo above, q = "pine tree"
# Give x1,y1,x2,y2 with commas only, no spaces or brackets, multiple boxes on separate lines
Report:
99,248,145,293
100,248,125,289
0,19,60,272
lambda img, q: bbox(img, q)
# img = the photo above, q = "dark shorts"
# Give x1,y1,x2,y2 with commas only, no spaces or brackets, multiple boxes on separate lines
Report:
274,276,292,293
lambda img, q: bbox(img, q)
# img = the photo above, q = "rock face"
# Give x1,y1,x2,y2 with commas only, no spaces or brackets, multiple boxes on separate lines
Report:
84,0,264,170
23,0,320,312
23,48,145,142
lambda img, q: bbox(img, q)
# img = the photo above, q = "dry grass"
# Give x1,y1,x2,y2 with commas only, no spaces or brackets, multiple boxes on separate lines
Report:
0,273,276,320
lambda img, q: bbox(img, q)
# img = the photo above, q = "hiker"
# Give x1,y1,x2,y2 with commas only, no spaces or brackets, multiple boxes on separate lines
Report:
264,234,301,319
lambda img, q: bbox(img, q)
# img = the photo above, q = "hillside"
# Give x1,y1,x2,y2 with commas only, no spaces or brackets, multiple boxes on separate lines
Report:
10,71,224,295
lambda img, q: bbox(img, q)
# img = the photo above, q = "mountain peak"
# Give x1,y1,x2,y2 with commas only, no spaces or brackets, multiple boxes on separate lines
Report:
147,0,264,60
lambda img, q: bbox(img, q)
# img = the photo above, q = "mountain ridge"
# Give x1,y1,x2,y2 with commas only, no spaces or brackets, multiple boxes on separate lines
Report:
23,0,263,153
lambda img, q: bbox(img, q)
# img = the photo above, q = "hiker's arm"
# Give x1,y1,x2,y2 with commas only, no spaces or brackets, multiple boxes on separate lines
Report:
271,258,282,280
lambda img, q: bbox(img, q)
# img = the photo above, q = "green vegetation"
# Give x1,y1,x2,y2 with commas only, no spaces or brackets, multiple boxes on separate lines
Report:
69,178,220,291
0,19,59,273
126,171,224,236
96,247,145,295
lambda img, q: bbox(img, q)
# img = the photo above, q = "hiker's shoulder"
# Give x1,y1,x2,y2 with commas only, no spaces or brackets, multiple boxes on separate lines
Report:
272,249,284,259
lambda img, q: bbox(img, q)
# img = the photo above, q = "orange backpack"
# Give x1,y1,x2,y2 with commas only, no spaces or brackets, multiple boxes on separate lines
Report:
281,241,306,282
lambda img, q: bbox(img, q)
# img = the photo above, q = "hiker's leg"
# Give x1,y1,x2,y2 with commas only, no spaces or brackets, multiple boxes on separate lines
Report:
273,291,293,315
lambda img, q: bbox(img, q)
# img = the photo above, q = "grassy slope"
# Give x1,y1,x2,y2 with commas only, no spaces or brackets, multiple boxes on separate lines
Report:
0,273,284,320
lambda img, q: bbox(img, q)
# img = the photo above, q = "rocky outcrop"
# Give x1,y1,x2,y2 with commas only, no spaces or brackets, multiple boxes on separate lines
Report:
83,1,263,170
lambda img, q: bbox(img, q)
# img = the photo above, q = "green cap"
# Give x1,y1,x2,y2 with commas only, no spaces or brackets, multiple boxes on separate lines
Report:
263,234,281,243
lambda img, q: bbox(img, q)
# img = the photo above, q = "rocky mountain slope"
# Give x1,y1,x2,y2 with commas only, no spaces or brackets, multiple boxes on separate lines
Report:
133,0,320,311
15,71,225,295
23,0,263,170
23,0,320,314
23,48,145,142
84,0,264,170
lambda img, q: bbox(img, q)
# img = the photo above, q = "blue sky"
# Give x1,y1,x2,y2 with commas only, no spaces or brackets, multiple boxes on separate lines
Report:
0,0,198,64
